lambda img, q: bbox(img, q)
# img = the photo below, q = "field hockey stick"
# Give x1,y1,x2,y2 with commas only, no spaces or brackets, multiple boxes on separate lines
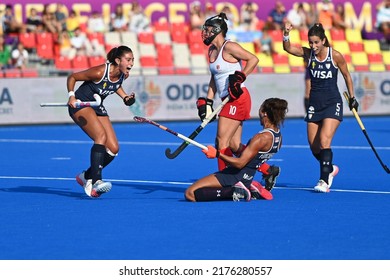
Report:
40,94,102,108
133,116,208,150
164,96,230,159
343,91,390,174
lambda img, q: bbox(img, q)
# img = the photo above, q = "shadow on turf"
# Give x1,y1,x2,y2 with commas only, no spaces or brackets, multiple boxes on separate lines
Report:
0,185,88,198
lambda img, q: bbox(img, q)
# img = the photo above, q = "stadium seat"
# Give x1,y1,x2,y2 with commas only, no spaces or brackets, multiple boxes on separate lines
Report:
171,22,188,33
71,55,89,69
153,21,170,31
256,52,274,73
88,56,106,67
367,53,384,64
332,41,350,54
349,42,364,52
288,55,305,72
190,54,209,75
19,32,37,50
330,29,346,41
37,43,54,59
268,29,283,42
104,32,121,46
272,53,289,64
120,31,138,47
187,29,203,44
157,56,175,75
171,29,188,43
88,32,105,45
369,64,385,72
189,42,205,54
138,31,154,44
156,43,173,58
55,56,72,70
156,44,174,74
140,56,158,75
21,68,39,77
363,40,381,54
351,52,369,71
154,31,172,45
139,43,157,58
172,43,191,74
4,69,22,78
289,29,301,44
239,42,255,54
36,32,54,45
382,51,390,70
345,28,363,43
274,65,291,73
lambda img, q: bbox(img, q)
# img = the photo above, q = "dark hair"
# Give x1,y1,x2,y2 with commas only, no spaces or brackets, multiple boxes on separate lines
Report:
106,45,133,65
260,98,288,127
308,23,330,47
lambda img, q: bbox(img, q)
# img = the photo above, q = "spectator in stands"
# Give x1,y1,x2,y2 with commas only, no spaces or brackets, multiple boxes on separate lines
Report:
255,26,275,56
128,1,151,33
42,4,62,34
306,2,319,29
110,3,128,32
0,34,12,69
87,11,107,33
11,42,29,69
239,2,259,31
265,1,287,30
221,5,235,30
189,1,205,30
287,3,308,31
204,1,215,20
54,3,67,32
332,3,348,30
318,0,334,31
69,27,105,59
25,8,42,33
376,0,390,42
57,29,73,58
66,10,80,33
1,4,23,34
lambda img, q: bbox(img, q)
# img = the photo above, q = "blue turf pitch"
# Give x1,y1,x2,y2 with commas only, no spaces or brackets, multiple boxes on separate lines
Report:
1,116,389,260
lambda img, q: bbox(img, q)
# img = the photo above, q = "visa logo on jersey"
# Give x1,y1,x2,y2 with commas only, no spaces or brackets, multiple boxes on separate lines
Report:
310,69,333,79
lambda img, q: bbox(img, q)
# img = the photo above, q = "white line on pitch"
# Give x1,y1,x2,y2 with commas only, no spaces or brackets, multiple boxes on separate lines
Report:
0,138,389,150
0,175,389,194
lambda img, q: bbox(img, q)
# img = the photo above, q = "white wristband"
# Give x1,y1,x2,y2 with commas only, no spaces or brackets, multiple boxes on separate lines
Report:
68,91,75,97
283,35,290,42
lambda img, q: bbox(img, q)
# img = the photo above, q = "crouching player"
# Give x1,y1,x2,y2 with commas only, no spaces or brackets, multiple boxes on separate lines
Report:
185,98,288,202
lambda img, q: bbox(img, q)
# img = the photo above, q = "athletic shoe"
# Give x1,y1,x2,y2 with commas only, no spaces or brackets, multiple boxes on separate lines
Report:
263,165,280,191
83,179,93,197
76,171,87,187
249,181,273,200
314,179,330,193
232,181,251,202
90,180,112,198
328,165,339,188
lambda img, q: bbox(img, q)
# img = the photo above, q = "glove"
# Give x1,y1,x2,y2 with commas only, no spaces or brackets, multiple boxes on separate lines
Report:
348,96,359,112
196,97,215,122
202,145,220,159
228,71,246,100
124,95,135,106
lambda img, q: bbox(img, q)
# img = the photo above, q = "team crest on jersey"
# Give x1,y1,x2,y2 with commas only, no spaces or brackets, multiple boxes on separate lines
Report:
325,63,331,69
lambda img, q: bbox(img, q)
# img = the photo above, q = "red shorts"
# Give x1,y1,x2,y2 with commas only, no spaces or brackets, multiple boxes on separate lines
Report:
219,88,251,121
